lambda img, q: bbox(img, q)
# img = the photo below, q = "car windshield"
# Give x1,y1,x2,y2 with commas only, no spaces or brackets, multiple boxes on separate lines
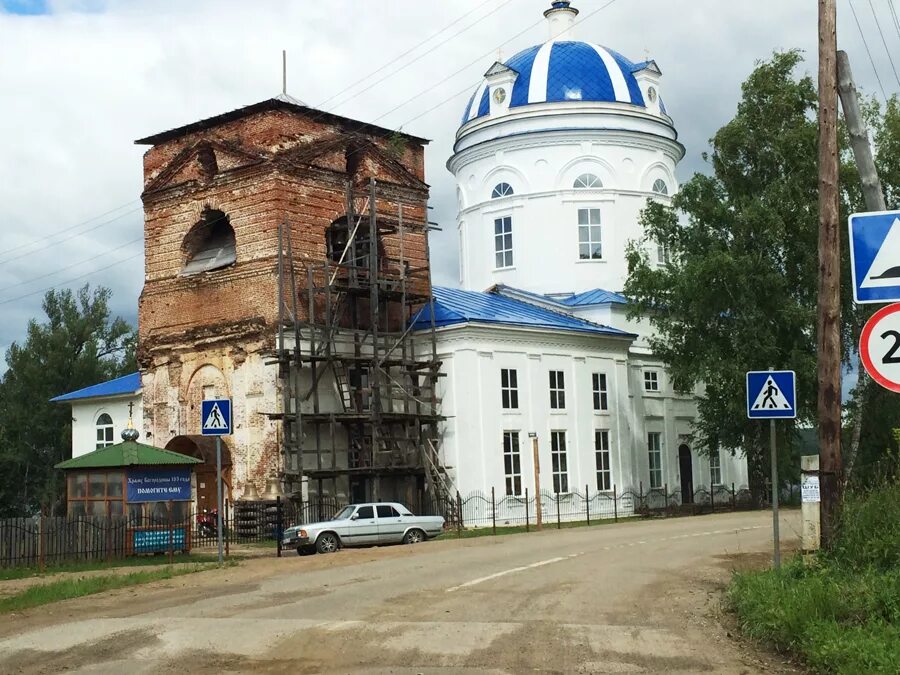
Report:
332,506,355,520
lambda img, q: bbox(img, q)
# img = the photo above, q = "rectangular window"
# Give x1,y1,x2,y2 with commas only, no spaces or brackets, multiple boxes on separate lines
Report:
648,432,663,489
578,208,602,260
710,452,722,486
644,370,660,392
551,431,569,493
595,430,612,491
592,373,608,411
494,216,513,268
549,370,566,410
503,431,522,496
657,242,671,265
501,368,519,409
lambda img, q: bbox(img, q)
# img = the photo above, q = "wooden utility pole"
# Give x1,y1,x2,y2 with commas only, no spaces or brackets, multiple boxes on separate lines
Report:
837,50,886,486
818,0,842,549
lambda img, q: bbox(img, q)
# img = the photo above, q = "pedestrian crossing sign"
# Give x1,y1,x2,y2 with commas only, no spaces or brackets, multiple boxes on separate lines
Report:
746,371,796,420
201,399,232,436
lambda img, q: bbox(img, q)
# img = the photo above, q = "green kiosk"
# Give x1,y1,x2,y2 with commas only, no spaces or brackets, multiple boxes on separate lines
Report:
55,424,202,554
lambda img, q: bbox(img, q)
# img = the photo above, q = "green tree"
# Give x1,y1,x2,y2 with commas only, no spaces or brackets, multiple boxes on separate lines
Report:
0,285,135,516
624,51,867,496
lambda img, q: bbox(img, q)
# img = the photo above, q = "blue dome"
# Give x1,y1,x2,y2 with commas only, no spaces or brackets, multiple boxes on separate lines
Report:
462,41,654,125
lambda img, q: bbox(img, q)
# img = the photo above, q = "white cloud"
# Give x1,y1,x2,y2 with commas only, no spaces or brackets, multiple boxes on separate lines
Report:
1,0,896,371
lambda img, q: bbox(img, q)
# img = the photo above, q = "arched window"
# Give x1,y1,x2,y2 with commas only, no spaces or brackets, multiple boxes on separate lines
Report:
652,179,669,196
573,173,603,189
491,182,515,199
181,207,236,275
96,413,114,450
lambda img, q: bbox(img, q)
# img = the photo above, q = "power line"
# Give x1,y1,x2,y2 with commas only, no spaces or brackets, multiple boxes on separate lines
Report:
866,0,900,88
0,4,506,266
319,0,516,113
848,0,889,102
890,0,900,41
367,0,621,123
0,205,144,268
0,251,144,306
0,236,143,296
0,200,140,263
6,0,624,301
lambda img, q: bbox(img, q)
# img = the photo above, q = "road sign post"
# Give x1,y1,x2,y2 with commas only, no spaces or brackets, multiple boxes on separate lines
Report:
201,399,233,565
747,370,796,569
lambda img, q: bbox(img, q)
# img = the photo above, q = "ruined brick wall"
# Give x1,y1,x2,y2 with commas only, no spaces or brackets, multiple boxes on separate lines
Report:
136,101,430,498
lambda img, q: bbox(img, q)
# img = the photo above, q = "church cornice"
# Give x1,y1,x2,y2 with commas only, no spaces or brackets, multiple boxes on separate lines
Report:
448,127,683,175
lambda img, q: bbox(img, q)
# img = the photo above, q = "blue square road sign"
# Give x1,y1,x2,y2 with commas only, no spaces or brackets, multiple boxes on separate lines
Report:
849,209,900,304
746,371,796,420
201,399,232,436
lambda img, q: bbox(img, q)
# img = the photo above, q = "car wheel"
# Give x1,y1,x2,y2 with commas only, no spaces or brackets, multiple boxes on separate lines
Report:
316,532,340,554
403,529,425,545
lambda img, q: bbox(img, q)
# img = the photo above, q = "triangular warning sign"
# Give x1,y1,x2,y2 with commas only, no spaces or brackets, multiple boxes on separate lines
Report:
861,218,900,288
750,376,792,411
203,402,227,431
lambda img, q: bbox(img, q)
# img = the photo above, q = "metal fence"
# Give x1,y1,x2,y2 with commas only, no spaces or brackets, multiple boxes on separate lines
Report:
1,483,755,568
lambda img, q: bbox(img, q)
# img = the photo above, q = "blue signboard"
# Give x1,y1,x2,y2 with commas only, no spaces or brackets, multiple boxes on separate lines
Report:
127,468,192,502
849,210,900,304
201,399,232,436
746,370,797,420
134,528,186,553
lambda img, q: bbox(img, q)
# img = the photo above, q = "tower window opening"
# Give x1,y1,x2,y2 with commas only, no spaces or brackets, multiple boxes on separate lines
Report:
181,207,236,276
197,145,218,180
327,217,371,268
573,173,602,189
652,179,669,196
491,182,515,199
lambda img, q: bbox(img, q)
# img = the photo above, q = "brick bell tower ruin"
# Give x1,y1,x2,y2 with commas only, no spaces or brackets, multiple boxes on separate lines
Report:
134,94,443,507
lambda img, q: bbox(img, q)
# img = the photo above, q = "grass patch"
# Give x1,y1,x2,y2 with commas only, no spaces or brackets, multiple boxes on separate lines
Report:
0,553,222,581
438,516,637,539
0,563,231,613
729,481,900,674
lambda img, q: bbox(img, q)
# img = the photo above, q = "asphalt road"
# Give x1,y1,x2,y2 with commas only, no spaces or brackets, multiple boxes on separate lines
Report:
0,510,801,674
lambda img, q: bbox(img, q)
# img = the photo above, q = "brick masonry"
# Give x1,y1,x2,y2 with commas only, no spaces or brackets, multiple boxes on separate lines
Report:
136,98,431,498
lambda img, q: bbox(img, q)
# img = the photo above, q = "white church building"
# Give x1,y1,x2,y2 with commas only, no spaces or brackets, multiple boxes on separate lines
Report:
53,1,748,506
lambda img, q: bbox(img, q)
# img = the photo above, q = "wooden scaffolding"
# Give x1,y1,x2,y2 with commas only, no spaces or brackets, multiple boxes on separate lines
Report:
270,179,453,517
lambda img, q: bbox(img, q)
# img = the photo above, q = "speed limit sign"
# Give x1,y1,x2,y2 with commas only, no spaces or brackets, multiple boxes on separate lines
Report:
860,303,900,392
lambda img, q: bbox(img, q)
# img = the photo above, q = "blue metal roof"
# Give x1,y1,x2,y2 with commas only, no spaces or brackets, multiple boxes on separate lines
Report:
490,284,628,308
50,372,141,403
557,289,628,306
463,40,647,125
413,287,633,337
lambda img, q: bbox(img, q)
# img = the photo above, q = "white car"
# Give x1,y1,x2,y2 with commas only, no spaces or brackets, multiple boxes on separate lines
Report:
282,502,445,555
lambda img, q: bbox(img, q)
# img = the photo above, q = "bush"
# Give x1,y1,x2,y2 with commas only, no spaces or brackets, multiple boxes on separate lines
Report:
729,480,900,674
831,480,900,572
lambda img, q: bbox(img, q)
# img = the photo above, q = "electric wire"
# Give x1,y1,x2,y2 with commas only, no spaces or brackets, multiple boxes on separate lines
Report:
320,0,517,113
0,201,141,265
0,236,144,295
848,0,889,102
866,0,900,88
0,2,507,264
889,0,900,42
3,0,623,300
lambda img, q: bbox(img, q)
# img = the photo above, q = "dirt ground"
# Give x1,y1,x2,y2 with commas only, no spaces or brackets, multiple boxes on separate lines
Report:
0,511,804,674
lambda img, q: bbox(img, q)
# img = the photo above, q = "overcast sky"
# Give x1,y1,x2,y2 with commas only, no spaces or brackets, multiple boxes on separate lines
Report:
0,0,896,377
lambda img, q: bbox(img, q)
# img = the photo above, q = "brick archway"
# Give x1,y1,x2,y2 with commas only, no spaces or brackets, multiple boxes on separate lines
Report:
166,435,233,512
